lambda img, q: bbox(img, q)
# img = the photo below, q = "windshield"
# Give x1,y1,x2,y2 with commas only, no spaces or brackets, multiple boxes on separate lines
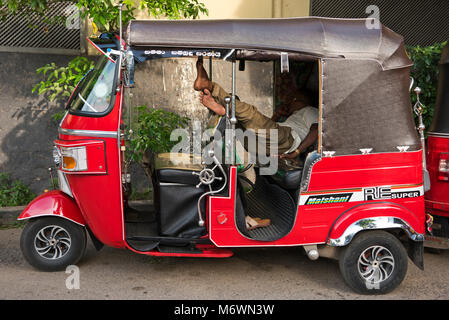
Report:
67,56,117,115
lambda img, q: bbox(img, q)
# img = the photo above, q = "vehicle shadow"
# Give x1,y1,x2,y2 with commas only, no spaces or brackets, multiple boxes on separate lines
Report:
0,99,61,193
0,52,75,194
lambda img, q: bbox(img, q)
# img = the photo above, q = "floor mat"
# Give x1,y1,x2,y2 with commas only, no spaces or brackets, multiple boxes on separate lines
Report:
242,176,297,241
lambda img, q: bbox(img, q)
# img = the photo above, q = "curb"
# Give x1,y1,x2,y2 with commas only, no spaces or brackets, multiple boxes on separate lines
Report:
0,200,153,227
0,205,26,226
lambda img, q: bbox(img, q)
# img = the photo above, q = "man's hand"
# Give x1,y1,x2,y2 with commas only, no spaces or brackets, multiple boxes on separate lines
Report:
279,149,300,160
279,123,318,160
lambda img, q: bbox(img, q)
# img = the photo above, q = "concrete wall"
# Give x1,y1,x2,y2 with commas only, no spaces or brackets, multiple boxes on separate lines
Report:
199,0,310,19
0,1,310,196
0,52,75,194
131,58,274,124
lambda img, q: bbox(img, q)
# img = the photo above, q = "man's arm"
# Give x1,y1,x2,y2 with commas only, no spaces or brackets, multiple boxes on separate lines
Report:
272,100,310,122
279,123,318,159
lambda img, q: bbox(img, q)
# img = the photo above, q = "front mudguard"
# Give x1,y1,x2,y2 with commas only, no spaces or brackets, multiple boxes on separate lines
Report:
18,190,86,226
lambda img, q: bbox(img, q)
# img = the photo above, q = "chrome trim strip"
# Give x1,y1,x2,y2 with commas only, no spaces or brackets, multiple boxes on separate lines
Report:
159,182,191,186
58,111,68,128
59,127,118,138
300,151,321,192
18,214,84,226
427,132,449,138
58,170,73,198
327,216,424,246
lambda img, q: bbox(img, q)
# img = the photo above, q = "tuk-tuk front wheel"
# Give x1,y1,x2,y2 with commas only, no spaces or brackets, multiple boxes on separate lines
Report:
20,217,87,271
339,230,408,295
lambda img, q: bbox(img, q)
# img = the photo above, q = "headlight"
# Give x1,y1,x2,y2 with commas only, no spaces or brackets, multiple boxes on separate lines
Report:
53,146,62,167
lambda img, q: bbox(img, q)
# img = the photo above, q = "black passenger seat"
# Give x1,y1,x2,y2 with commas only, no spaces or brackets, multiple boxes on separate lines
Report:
269,159,303,190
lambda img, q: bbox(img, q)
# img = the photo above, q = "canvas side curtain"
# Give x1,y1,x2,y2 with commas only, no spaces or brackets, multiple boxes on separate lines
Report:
320,59,420,155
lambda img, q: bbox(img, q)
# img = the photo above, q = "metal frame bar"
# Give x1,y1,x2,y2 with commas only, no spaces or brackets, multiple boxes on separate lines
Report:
230,59,237,165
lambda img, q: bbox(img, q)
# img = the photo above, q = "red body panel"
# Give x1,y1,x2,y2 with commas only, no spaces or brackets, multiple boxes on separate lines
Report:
124,243,234,258
55,139,108,175
18,190,86,226
61,104,119,132
425,134,449,216
300,151,425,242
209,151,425,247
327,201,424,240
57,91,125,248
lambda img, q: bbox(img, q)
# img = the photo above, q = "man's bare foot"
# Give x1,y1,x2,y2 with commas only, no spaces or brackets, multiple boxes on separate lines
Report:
199,89,226,116
194,57,213,92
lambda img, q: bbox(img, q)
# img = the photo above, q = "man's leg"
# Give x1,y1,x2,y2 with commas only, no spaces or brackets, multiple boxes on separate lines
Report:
210,82,294,155
194,58,294,154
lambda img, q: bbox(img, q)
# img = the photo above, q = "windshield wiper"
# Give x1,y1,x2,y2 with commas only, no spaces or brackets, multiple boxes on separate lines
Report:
78,93,97,112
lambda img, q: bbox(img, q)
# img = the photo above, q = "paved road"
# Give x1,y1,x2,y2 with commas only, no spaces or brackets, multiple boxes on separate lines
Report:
1,227,449,300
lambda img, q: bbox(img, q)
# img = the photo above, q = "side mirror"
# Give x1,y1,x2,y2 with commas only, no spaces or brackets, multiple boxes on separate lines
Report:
124,49,135,88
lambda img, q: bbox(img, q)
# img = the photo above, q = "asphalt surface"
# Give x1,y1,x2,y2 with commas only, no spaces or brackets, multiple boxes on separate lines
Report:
1,227,449,300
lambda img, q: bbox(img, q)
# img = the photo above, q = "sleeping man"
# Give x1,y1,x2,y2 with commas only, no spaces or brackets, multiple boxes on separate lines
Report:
193,57,319,161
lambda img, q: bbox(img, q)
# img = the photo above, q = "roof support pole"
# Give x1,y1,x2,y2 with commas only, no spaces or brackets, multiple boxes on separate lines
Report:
224,58,237,166
230,59,237,165
209,56,213,82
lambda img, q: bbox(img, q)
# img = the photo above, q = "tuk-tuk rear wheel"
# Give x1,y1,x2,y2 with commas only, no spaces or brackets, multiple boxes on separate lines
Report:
339,230,408,295
20,217,87,272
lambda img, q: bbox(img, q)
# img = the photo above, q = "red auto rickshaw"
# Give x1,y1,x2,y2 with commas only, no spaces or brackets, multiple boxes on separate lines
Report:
18,14,427,294
423,41,449,248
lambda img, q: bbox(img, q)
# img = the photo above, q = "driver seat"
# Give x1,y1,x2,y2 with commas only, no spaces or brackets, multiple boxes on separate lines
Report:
152,152,206,238
155,153,203,185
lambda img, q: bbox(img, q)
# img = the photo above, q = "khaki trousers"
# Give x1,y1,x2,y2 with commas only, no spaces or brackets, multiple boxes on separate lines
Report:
211,82,295,155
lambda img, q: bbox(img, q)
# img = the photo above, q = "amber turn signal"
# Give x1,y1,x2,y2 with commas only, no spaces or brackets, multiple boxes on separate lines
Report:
62,156,77,170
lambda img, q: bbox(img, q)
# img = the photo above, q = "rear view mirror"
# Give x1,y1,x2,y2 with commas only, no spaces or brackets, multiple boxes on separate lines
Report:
409,77,414,92
124,49,135,87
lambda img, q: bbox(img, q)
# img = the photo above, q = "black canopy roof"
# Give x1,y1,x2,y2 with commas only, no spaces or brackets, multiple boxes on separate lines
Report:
125,17,412,70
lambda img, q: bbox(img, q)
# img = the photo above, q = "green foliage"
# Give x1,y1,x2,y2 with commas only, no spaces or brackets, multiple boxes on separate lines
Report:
1,0,208,32
28,0,208,109
407,41,447,130
32,56,95,102
76,0,136,32
0,173,35,207
128,105,190,162
77,0,208,32
129,187,152,201
0,0,48,20
138,0,208,20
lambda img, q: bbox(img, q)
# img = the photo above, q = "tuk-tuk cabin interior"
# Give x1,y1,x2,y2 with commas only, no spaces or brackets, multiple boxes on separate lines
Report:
123,49,320,250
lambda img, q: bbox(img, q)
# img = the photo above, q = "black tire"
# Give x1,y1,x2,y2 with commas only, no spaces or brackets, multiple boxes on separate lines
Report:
339,230,408,295
20,217,87,271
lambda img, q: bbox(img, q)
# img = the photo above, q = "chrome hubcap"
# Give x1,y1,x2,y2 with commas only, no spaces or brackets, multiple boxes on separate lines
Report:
34,225,71,260
358,245,395,284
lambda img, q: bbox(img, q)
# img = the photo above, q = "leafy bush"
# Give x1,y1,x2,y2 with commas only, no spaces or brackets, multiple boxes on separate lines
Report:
128,105,190,162
32,56,95,102
407,41,447,130
1,0,208,33
0,173,35,207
